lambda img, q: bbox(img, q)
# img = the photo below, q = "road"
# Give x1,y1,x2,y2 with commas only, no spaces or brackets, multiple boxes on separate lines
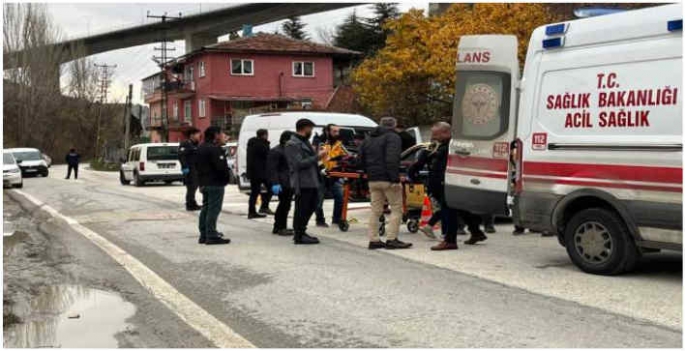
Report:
4,164,681,348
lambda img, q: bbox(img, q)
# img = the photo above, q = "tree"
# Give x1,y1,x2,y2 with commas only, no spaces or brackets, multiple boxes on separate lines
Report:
3,3,123,162
332,11,375,54
281,15,308,40
351,4,558,126
367,3,400,53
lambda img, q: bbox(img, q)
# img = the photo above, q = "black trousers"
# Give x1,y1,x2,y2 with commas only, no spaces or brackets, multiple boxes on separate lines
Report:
294,188,318,235
66,164,78,179
248,177,272,214
441,197,483,244
274,188,293,231
184,172,199,207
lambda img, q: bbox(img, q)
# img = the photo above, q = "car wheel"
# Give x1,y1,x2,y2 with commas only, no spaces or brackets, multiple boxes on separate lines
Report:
120,171,130,185
133,172,144,187
42,170,49,177
13,181,23,189
564,208,638,275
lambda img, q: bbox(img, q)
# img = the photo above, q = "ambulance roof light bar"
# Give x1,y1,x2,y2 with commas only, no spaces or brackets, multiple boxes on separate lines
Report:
668,19,682,32
573,8,626,18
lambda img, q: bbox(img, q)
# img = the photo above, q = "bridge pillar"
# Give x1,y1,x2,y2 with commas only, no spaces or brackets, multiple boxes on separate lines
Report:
185,32,217,53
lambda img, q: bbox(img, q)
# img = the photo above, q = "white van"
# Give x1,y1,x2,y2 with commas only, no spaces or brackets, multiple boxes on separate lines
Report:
120,143,184,187
446,5,682,275
236,111,378,190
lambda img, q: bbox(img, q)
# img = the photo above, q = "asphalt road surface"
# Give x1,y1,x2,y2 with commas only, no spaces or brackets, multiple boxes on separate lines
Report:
4,165,681,348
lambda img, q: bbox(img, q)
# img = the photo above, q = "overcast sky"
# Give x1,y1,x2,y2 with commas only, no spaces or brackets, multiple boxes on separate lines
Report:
46,2,428,104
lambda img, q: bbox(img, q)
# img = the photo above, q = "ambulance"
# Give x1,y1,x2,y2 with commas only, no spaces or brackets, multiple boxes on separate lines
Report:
446,4,682,275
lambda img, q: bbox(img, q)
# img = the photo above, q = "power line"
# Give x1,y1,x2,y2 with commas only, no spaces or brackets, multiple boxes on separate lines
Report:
146,10,182,142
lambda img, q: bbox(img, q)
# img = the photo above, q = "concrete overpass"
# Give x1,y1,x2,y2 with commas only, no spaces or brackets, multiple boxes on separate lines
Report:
4,3,358,69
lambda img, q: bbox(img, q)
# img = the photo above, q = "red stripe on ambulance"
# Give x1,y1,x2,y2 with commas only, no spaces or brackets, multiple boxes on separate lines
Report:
523,161,682,184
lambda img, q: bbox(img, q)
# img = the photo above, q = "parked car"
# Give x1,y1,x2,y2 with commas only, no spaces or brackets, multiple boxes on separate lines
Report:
222,142,238,184
120,143,184,187
236,111,378,191
6,148,49,177
3,151,23,188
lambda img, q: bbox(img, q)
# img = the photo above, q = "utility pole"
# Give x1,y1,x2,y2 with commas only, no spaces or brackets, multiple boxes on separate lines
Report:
147,11,182,142
124,84,133,151
93,63,117,161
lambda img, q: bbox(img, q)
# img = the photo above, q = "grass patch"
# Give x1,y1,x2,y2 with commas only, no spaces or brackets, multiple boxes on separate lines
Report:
89,159,120,172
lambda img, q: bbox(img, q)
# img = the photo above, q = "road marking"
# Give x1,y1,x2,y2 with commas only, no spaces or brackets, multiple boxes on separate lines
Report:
12,189,255,348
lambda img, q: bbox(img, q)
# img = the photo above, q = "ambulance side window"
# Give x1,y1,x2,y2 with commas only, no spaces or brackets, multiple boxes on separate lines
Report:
453,71,511,140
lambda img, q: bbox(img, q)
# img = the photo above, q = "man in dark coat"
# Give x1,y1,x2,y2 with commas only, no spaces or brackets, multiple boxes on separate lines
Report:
196,126,232,245
65,148,80,179
246,129,273,218
179,127,202,211
414,122,486,251
285,119,328,245
268,131,295,236
358,117,412,250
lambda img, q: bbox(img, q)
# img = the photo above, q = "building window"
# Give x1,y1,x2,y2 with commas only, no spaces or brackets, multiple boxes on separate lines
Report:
199,61,205,77
184,100,192,123
172,101,178,118
231,59,254,76
199,99,206,118
293,61,314,77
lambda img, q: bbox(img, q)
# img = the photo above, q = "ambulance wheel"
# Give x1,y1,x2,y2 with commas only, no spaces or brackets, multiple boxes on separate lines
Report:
338,220,349,232
564,208,638,275
407,219,419,233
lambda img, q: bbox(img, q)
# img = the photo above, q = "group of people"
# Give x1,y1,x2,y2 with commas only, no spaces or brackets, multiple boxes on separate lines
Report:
178,116,492,250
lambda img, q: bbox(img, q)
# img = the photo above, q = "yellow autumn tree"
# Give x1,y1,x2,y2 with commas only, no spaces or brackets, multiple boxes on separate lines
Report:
351,3,558,126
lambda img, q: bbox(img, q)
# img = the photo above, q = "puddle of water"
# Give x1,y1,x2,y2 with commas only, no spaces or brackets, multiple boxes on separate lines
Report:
3,285,136,348
3,231,28,256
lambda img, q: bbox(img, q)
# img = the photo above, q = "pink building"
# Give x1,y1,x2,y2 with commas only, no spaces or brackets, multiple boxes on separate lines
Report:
142,33,360,142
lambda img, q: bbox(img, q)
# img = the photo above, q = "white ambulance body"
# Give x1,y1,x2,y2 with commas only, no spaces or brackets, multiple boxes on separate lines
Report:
446,4,682,275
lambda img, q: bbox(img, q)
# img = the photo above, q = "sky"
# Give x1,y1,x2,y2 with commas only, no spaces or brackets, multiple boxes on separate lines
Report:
45,2,428,105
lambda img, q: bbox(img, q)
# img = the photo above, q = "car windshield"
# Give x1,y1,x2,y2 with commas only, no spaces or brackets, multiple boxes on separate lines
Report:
4,153,16,165
146,146,179,161
12,151,41,161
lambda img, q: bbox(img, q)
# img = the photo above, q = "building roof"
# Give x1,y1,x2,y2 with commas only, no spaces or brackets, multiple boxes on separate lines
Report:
199,33,361,57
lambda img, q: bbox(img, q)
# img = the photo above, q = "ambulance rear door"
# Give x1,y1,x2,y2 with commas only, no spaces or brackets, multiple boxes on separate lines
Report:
445,35,519,216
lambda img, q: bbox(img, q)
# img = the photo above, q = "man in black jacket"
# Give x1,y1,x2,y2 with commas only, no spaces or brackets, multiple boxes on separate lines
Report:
285,119,328,245
196,126,231,245
65,148,80,179
246,129,273,218
359,117,412,250
179,127,202,211
268,131,295,236
411,122,486,251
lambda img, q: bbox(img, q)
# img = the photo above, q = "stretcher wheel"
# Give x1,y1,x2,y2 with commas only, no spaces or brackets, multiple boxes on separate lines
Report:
407,219,419,233
338,220,349,232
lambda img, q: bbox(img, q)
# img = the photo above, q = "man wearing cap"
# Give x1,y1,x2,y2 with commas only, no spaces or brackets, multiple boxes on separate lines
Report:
178,127,202,211
285,118,328,245
359,116,412,250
